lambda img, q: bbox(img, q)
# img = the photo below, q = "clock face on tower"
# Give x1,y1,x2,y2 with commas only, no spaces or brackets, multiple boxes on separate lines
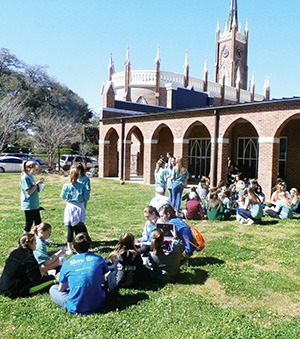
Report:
236,48,242,58
223,48,229,58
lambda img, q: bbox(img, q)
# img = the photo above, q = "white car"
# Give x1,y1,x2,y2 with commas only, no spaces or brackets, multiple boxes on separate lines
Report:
59,154,98,171
0,156,24,173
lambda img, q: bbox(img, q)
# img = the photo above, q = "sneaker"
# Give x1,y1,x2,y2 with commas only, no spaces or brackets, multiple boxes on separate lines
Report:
240,218,246,224
247,219,255,225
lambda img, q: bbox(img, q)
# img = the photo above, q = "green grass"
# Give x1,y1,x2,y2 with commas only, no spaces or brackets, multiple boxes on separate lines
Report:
1,174,300,338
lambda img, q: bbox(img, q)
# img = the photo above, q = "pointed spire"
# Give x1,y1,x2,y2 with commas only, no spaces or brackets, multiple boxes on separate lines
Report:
245,19,249,33
227,0,238,32
108,52,115,81
125,45,130,66
236,67,241,84
183,49,189,70
203,56,208,74
250,71,255,88
108,52,115,72
155,44,161,65
216,18,220,33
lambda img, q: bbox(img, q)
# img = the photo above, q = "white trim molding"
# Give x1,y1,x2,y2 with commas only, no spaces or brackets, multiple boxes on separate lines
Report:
211,138,229,144
144,139,158,144
99,140,110,145
258,137,280,144
173,138,189,144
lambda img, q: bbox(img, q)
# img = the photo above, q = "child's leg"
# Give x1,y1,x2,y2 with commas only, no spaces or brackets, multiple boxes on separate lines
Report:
67,226,74,250
49,284,68,310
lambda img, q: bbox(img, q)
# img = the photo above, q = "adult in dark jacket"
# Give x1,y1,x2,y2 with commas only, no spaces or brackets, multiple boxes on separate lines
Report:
0,233,54,299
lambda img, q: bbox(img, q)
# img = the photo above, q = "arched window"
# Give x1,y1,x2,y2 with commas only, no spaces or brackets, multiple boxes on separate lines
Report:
237,138,258,178
137,96,148,105
188,138,211,180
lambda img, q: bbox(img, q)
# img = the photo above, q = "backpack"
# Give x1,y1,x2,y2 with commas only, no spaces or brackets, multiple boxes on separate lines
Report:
183,222,205,251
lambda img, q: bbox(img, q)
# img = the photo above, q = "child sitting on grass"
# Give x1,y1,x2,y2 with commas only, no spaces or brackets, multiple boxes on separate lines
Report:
33,223,66,273
106,233,147,290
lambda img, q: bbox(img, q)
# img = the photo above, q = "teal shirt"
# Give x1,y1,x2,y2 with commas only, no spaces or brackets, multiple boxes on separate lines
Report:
275,201,293,220
33,236,50,265
60,182,90,203
154,168,167,188
172,167,189,185
245,198,263,219
78,175,91,191
166,167,173,189
20,173,40,210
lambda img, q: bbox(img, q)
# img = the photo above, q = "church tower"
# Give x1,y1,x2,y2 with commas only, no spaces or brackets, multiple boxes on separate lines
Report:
214,0,248,90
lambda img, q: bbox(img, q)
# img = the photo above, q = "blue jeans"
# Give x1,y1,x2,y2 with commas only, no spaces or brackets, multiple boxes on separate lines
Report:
168,188,173,203
172,182,184,212
237,208,252,220
49,284,68,310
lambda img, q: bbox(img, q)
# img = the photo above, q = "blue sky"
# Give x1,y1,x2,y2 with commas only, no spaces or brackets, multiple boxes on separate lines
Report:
1,0,299,115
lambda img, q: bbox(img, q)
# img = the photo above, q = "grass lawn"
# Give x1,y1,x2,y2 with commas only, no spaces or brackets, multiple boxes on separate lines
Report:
1,174,300,338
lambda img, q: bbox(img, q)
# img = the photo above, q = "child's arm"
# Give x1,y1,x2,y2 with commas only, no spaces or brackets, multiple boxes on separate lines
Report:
43,248,66,267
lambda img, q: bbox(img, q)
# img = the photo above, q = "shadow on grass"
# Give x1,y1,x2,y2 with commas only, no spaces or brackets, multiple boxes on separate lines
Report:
101,290,149,313
188,256,225,267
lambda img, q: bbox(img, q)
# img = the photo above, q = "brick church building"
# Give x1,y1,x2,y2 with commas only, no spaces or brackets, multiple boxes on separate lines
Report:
98,0,300,199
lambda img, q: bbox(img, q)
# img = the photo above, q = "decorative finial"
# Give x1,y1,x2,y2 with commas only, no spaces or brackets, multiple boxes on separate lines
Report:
155,44,161,65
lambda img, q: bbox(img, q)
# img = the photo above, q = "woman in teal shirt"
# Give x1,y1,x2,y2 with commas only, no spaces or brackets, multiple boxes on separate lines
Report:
171,158,189,213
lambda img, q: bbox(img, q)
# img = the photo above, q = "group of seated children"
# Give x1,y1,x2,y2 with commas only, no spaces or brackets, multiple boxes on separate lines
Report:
0,204,197,315
183,176,298,224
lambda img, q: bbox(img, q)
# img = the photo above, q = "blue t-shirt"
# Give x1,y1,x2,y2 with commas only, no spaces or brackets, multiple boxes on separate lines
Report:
60,182,90,203
169,218,194,256
33,236,50,265
20,173,40,210
172,168,189,185
59,252,109,315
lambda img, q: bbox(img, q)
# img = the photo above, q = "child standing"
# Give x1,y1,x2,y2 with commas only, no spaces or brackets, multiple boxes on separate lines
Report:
72,162,91,208
20,161,44,233
33,223,66,272
60,167,90,254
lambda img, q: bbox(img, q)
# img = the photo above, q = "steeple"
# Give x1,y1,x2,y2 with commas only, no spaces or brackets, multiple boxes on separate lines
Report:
108,52,115,81
183,50,189,88
227,0,238,32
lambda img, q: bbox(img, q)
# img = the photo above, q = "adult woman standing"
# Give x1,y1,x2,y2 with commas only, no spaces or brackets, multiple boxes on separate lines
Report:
20,161,44,233
171,158,189,213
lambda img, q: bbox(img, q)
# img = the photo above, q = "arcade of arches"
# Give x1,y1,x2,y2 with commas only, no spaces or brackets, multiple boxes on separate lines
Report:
99,98,300,199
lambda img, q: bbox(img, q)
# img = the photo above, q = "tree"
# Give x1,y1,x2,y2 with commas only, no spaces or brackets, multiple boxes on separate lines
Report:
31,110,80,168
0,95,28,152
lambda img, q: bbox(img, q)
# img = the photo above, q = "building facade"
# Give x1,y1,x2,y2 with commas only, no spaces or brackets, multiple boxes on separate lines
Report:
98,0,298,199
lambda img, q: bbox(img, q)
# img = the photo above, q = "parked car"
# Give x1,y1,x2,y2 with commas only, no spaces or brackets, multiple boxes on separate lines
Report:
59,154,98,171
0,156,24,173
2,153,45,165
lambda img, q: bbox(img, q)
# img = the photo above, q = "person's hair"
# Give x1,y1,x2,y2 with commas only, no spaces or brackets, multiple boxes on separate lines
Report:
277,192,291,206
155,159,165,171
207,186,217,199
71,162,86,176
174,158,186,175
247,187,261,205
33,222,52,235
18,233,35,253
107,233,137,263
190,186,197,192
168,157,176,169
150,229,164,254
208,192,222,211
290,188,299,205
22,161,38,174
69,167,79,184
216,180,225,189
73,232,91,253
249,178,258,186
144,205,159,217
221,189,231,201
159,204,176,220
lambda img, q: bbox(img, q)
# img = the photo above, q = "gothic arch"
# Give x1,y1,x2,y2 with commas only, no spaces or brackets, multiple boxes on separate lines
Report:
125,126,144,176
103,127,119,177
136,96,148,105
222,118,259,179
183,121,211,181
151,124,174,160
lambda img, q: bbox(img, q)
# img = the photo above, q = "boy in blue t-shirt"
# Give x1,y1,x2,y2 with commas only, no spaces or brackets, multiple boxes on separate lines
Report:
49,233,109,315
